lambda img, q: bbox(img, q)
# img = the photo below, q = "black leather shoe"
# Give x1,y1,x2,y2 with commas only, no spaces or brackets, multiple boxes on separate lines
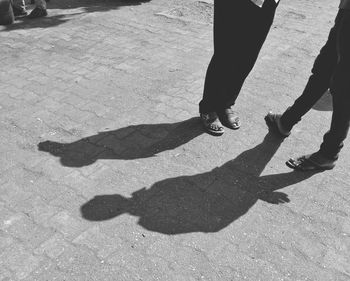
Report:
218,108,241,129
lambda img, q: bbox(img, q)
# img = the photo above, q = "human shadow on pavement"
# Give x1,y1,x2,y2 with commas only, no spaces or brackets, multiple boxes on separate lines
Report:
38,117,203,167
1,0,151,31
2,15,70,31
48,0,151,13
80,131,319,234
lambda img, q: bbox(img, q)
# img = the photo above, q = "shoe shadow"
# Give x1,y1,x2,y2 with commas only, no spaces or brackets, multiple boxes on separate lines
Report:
81,131,320,234
38,117,203,167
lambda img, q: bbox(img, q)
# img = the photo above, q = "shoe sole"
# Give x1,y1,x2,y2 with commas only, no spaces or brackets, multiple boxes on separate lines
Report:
202,124,224,136
205,129,224,136
285,159,335,171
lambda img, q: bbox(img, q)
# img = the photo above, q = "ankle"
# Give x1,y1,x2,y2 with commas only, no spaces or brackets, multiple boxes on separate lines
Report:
279,115,293,132
315,151,338,162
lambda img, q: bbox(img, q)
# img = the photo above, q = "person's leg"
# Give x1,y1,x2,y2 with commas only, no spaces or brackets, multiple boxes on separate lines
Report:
199,0,248,134
12,0,25,9
12,0,27,16
0,0,15,24
286,10,350,170
318,9,350,161
279,12,342,131
200,0,277,133
200,0,277,114
200,0,244,114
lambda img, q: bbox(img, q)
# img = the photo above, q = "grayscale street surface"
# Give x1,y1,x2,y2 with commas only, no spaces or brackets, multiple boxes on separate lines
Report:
0,0,349,280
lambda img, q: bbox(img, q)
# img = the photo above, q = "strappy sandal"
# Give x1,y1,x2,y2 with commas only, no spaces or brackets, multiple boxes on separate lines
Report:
200,112,224,136
265,112,291,137
12,5,28,17
286,154,336,171
218,108,241,130
28,6,47,18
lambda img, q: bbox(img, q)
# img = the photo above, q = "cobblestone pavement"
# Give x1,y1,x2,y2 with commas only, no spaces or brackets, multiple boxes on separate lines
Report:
1,0,350,280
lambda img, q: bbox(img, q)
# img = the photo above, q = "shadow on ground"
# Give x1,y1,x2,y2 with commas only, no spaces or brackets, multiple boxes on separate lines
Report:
2,14,70,30
1,0,151,31
49,0,151,12
38,117,203,167
80,131,319,234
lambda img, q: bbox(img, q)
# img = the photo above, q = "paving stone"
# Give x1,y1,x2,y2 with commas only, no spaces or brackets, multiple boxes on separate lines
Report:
46,210,90,240
0,0,349,279
34,233,74,259
0,267,13,281
0,243,45,280
72,225,125,259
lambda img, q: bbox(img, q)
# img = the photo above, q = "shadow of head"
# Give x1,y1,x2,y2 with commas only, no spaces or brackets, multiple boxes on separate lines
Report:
81,194,131,221
38,117,202,167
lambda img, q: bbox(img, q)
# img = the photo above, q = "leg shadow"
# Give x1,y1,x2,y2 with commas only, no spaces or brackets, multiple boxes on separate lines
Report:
81,131,320,234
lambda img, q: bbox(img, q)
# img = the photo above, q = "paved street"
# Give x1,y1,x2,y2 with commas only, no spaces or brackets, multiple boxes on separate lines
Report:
0,0,349,280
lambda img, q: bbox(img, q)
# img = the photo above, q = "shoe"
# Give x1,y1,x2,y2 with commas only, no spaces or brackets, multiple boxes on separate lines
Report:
200,112,224,136
265,112,291,137
12,5,27,17
27,6,47,18
286,153,336,171
217,108,241,129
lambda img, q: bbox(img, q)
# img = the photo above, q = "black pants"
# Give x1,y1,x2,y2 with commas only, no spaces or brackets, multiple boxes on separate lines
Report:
199,0,278,113
281,9,350,160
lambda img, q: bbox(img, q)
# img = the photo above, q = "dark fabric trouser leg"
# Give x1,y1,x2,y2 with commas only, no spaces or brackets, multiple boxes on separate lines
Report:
280,12,340,130
319,10,350,160
281,10,350,160
199,0,277,113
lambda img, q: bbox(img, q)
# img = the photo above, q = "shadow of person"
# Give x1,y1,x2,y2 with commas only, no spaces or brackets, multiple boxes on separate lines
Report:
1,0,151,31
2,14,70,31
48,0,151,13
312,90,333,112
81,131,320,234
38,117,203,167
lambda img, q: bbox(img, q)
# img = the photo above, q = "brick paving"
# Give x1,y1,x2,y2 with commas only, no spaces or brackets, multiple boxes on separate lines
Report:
1,0,350,280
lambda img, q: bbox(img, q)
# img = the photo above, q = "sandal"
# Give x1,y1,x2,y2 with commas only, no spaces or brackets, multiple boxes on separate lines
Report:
265,112,291,137
200,112,224,136
28,7,47,18
286,153,336,171
218,108,241,130
12,5,28,17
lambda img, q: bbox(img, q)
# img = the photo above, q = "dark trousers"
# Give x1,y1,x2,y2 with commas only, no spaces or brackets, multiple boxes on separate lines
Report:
281,9,350,160
199,0,278,113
